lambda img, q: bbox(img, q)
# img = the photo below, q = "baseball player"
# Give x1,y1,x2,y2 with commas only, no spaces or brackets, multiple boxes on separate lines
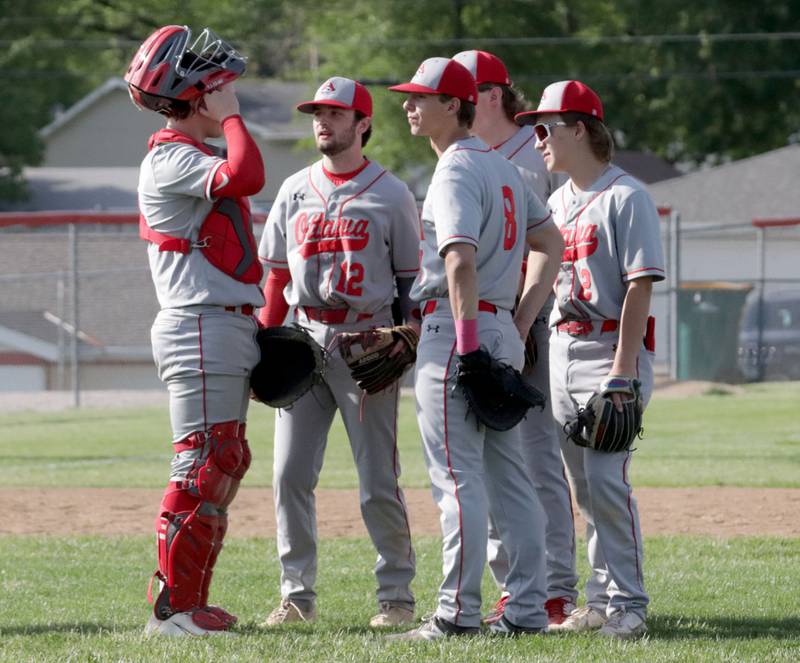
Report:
515,80,665,639
386,58,564,640
452,50,578,627
124,26,265,636
258,77,419,629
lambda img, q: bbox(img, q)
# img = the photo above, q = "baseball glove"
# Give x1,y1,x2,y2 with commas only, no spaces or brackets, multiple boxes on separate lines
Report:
250,324,326,408
564,377,644,453
338,325,418,394
455,347,546,431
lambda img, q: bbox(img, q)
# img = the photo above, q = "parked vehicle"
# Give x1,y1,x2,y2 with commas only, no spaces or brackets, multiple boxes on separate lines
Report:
738,290,800,381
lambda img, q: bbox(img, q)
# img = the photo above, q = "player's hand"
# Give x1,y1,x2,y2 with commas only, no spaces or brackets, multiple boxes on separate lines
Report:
604,373,635,413
199,84,240,122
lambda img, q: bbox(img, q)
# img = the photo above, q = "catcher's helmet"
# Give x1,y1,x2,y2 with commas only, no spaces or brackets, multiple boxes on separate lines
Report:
124,25,246,112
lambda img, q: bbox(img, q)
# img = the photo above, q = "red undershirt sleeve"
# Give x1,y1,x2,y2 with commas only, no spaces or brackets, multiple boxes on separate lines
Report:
210,115,265,198
258,267,291,327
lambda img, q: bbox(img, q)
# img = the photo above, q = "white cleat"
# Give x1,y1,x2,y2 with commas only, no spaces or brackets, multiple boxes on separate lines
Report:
144,611,231,637
369,602,415,628
598,610,647,640
264,599,317,626
548,605,607,633
385,615,479,641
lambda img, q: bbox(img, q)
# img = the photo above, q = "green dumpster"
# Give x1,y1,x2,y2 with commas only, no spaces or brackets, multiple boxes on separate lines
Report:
677,281,752,382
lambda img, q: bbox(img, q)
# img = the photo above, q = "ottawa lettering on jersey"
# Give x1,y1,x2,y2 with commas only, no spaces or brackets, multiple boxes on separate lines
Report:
294,212,370,258
561,223,598,262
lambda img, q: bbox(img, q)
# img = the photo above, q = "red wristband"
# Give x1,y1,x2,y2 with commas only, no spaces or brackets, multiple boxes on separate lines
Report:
455,319,479,355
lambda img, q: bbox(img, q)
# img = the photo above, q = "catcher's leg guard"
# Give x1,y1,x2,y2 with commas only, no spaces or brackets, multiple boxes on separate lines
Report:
152,421,251,620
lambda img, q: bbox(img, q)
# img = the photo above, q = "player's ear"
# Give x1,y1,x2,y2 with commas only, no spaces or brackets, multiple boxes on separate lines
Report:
447,97,461,116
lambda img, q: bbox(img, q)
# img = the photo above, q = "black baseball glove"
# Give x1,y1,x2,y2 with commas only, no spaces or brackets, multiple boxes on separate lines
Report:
564,376,644,453
338,325,419,394
250,324,326,408
455,347,546,431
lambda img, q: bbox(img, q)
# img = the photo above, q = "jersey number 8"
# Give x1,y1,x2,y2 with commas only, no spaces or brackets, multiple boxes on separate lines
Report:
501,186,517,251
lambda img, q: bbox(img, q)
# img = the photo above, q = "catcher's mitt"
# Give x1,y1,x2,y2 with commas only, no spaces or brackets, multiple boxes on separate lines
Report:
564,377,643,453
250,324,326,408
338,325,418,394
455,347,546,431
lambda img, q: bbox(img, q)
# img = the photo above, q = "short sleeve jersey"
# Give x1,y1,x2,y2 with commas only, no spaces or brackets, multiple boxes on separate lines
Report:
548,165,665,324
138,142,264,309
494,125,564,204
258,159,420,312
411,136,554,310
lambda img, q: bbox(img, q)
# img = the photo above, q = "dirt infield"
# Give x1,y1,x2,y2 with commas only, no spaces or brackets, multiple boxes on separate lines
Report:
2,486,798,538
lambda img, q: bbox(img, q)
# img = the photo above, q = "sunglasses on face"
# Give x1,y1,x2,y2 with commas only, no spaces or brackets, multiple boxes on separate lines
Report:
533,121,571,141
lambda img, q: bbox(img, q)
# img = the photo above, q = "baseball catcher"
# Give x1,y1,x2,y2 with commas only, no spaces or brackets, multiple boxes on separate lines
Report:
456,347,546,431
250,325,326,407
338,324,418,394
564,377,643,453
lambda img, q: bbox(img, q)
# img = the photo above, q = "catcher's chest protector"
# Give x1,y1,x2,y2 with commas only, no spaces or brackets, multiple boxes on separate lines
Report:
139,131,263,284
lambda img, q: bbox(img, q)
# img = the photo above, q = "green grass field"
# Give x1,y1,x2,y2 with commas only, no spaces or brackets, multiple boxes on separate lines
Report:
1,382,798,489
1,383,799,661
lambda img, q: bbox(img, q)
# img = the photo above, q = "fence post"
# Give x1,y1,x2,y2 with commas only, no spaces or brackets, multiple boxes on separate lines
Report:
669,211,681,380
755,225,766,382
69,223,80,408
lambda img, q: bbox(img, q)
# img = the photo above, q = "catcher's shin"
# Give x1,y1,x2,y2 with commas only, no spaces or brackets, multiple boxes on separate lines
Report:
338,325,419,394
250,324,326,408
564,376,644,452
455,347,546,431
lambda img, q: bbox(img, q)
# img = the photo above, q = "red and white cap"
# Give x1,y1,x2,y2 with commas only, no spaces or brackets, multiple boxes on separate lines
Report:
388,57,477,104
515,80,604,125
451,50,510,86
297,76,373,117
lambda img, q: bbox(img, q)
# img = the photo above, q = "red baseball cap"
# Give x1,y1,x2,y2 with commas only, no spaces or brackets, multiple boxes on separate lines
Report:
515,80,604,125
451,50,510,86
297,76,373,117
388,57,477,104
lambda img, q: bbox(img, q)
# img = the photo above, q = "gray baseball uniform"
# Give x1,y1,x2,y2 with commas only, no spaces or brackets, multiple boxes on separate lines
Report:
547,165,665,618
412,136,555,629
139,138,262,451
259,159,419,611
486,124,579,604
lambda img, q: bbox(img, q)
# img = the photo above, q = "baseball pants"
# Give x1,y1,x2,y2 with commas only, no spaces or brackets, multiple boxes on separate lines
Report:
549,326,653,618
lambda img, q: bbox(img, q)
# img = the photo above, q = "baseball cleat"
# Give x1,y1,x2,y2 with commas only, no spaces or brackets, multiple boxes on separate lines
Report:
487,614,548,637
598,610,647,640
369,602,415,628
481,593,510,625
144,610,231,637
201,604,238,627
385,615,479,641
544,596,577,626
264,599,316,626
548,605,607,633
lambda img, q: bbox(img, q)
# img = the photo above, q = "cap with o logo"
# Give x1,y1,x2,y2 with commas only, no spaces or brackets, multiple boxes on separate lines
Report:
388,57,477,104
515,80,604,125
451,50,510,86
297,76,373,117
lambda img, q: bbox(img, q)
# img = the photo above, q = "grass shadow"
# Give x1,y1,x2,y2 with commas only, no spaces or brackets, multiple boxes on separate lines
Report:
650,614,800,640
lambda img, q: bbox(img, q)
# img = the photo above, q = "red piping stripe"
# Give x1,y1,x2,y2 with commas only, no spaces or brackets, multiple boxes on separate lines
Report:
390,386,414,563
622,453,644,589
506,133,536,160
624,266,665,276
526,211,553,231
441,340,465,624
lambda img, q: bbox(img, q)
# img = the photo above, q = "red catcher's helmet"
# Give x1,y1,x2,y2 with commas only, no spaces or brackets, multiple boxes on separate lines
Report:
124,25,246,112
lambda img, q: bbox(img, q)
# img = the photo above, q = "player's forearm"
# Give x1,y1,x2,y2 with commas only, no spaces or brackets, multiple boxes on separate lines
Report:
396,277,421,331
258,267,291,327
610,277,653,376
444,245,479,354
212,116,265,197
515,225,564,335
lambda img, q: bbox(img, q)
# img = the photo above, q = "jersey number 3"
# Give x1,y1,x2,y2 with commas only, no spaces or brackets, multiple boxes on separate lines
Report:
501,186,517,251
335,260,364,296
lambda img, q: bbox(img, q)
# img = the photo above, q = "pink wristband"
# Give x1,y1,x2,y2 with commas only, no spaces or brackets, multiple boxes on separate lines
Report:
455,319,479,355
